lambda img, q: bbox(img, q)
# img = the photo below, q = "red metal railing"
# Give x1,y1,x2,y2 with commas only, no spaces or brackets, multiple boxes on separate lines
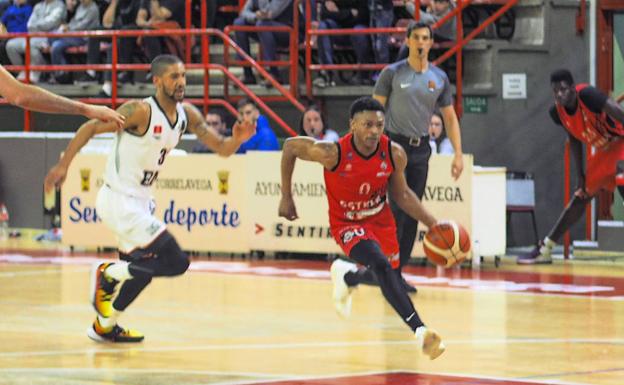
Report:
222,0,301,101
304,0,520,115
0,27,300,136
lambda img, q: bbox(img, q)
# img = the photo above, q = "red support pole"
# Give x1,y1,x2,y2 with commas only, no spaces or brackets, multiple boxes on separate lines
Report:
111,35,118,109
201,0,209,114
290,0,299,99
185,0,192,63
305,0,313,99
454,0,464,117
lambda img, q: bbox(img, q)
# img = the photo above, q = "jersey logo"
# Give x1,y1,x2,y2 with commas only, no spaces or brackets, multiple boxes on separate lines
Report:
428,80,436,92
141,170,159,186
358,183,371,195
154,125,162,138
400,82,411,89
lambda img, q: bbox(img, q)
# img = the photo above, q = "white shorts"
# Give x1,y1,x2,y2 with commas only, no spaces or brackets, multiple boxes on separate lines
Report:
96,185,166,253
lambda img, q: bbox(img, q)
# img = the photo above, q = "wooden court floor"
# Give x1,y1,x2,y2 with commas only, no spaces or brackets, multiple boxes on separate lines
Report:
1,238,623,384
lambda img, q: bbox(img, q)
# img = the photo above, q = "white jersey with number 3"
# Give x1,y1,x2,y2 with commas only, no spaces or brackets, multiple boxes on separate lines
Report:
103,96,187,199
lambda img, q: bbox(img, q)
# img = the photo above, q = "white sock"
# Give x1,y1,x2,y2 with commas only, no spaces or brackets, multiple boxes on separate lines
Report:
104,262,132,281
98,310,121,329
87,70,96,77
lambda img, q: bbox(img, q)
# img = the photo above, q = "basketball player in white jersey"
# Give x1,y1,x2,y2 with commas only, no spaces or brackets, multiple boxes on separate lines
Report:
44,55,256,342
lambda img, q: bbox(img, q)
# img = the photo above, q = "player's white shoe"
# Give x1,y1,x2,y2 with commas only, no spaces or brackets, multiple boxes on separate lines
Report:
415,326,446,360
330,258,358,318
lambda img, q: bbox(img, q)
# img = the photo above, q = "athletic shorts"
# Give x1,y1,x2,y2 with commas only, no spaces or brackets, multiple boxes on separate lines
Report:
586,138,624,195
330,207,400,268
95,185,167,253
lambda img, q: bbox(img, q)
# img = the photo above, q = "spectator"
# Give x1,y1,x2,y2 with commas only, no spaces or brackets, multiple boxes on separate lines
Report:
369,0,393,66
136,0,186,71
233,0,293,84
236,97,280,153
314,0,372,87
50,0,100,84
428,111,453,154
0,0,33,65
6,0,66,83
298,104,339,142
193,109,232,153
87,0,142,94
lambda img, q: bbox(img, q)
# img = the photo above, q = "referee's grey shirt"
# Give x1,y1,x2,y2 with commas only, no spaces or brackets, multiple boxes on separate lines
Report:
373,60,452,138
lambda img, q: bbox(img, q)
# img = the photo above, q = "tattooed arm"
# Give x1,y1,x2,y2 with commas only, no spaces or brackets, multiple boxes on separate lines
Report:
44,100,148,192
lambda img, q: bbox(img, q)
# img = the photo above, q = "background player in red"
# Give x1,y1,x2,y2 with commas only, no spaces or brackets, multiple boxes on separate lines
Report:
278,96,445,360
518,69,624,264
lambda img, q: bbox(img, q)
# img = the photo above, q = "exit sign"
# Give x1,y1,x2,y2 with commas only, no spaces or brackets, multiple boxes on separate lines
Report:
464,96,487,113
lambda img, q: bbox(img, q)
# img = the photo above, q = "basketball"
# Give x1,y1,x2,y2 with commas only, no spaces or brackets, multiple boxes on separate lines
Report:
423,220,471,268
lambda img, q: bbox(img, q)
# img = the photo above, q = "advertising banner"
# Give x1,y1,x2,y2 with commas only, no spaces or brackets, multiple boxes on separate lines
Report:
61,153,249,252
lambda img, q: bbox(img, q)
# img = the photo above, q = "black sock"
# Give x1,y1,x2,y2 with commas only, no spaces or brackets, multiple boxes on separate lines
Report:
350,240,424,332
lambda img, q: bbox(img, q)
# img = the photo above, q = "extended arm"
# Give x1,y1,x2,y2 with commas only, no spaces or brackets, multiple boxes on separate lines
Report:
388,142,437,228
44,101,145,192
278,137,337,220
0,66,124,126
604,98,624,125
568,134,587,197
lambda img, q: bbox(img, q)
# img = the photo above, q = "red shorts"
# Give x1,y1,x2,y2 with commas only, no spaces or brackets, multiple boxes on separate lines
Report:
585,139,624,195
330,207,400,268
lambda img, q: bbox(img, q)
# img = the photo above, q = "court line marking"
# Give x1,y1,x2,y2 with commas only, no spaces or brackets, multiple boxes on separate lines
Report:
0,368,591,385
2,257,623,301
520,366,624,380
1,337,623,358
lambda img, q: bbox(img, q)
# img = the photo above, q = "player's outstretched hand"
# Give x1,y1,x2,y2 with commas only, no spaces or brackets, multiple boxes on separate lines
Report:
574,187,589,199
232,118,256,143
451,154,464,180
44,164,68,193
278,196,298,221
84,105,125,128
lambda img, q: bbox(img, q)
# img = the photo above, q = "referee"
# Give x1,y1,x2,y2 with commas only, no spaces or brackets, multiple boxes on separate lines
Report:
373,21,464,292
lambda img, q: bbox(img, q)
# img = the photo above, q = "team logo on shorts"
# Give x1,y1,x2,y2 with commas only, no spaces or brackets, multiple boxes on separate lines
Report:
146,222,161,236
340,227,365,245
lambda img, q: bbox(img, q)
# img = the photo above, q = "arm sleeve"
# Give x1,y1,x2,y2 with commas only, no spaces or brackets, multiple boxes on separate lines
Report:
578,86,608,114
549,105,562,126
373,66,393,98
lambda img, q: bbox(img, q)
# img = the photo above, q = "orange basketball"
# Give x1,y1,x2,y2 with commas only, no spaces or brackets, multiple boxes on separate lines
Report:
423,220,471,268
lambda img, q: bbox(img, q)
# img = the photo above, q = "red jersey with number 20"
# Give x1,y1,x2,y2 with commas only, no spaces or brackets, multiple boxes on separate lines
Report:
324,133,395,224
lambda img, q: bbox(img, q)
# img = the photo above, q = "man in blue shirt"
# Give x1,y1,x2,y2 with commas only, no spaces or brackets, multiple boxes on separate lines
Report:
236,98,280,153
0,0,32,65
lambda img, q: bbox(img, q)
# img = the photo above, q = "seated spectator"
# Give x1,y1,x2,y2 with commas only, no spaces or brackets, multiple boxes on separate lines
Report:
49,0,100,84
233,0,293,84
370,0,393,67
407,0,456,42
314,0,372,87
298,104,339,142
236,97,280,153
86,0,142,94
6,0,66,83
428,111,453,154
136,0,186,72
0,0,32,65
193,109,232,153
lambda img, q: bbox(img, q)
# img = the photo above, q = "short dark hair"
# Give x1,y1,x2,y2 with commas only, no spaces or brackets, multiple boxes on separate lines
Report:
349,96,385,119
406,20,433,39
550,69,575,86
298,104,328,136
236,97,256,111
150,54,183,77
206,109,226,123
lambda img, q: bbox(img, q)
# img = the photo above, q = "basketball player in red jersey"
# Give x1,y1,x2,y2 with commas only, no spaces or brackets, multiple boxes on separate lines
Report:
278,97,445,360
518,69,624,264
